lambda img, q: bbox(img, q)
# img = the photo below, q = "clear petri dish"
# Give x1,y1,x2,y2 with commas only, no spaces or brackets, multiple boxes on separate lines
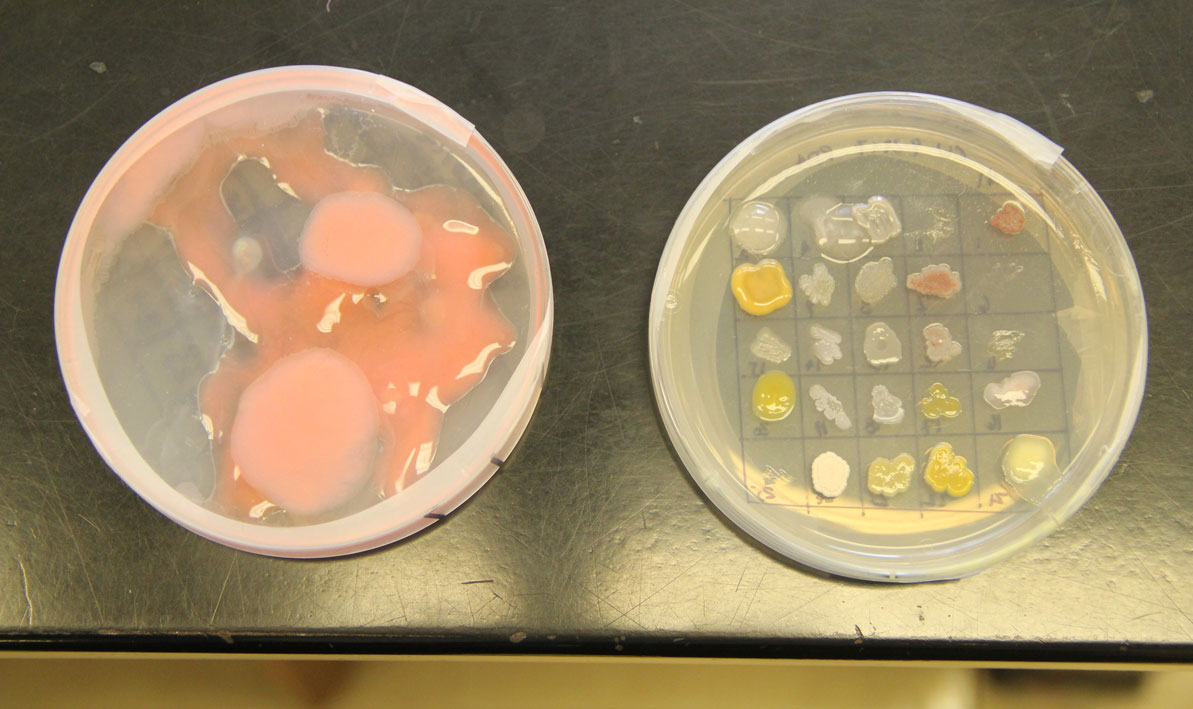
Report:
649,92,1146,582
56,66,553,558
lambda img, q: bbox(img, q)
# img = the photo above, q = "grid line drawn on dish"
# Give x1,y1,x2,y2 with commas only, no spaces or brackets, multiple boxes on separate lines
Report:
730,198,808,512
957,192,983,508
844,256,864,510
725,190,1072,519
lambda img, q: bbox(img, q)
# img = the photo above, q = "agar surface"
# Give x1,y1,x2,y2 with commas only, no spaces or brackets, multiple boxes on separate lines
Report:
906,263,962,298
854,257,898,305
983,370,1041,409
749,326,791,364
752,370,796,422
811,451,850,498
918,382,962,419
810,323,843,366
732,259,793,316
908,206,955,249
922,442,974,497
922,322,962,364
798,262,836,306
867,453,914,497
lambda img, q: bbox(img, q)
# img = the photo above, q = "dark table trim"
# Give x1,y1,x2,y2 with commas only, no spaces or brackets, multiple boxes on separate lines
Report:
2,633,1190,664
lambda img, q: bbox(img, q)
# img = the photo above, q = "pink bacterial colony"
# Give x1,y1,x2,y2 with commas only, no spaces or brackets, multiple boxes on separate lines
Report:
906,263,962,299
150,112,516,519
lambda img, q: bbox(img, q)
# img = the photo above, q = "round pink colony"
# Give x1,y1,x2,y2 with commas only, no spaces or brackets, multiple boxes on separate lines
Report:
229,348,381,516
299,191,422,286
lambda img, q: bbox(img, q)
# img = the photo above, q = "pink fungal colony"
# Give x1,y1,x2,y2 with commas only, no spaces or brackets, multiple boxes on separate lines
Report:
151,112,516,519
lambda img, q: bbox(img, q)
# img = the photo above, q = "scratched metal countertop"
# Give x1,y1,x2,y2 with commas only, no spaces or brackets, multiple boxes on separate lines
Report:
1,1,1190,660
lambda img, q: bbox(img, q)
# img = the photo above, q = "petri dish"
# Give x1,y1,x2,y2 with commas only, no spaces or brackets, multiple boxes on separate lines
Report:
56,66,553,558
649,92,1146,582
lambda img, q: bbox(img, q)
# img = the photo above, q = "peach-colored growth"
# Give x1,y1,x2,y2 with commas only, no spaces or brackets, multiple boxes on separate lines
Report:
230,348,381,515
151,111,516,519
301,191,422,286
989,201,1025,235
906,263,962,298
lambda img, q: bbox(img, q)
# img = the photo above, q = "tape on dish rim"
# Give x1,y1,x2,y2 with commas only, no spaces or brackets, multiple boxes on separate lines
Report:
368,76,476,148
944,101,1064,169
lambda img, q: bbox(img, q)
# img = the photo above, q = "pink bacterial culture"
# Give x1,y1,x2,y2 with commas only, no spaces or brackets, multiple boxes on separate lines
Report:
906,263,962,298
151,112,517,520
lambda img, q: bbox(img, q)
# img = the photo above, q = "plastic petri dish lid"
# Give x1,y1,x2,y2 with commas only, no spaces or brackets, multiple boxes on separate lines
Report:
56,66,553,558
649,92,1146,582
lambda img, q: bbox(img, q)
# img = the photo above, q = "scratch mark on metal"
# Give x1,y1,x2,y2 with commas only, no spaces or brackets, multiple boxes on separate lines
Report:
603,556,706,628
1132,211,1193,240
209,556,237,625
20,87,118,147
18,559,33,626
594,336,627,441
